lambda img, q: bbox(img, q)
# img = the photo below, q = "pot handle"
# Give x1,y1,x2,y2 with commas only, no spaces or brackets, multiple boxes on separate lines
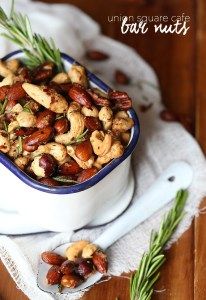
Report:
94,161,193,250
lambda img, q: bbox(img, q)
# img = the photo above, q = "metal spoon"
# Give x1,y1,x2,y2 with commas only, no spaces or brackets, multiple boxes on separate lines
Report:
37,161,193,294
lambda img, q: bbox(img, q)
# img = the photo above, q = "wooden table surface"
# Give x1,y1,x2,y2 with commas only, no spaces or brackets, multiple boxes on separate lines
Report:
1,0,206,299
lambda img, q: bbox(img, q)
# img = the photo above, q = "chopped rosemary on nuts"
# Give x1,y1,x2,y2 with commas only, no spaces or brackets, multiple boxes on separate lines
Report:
130,190,188,300
0,97,8,115
66,129,89,145
17,136,23,154
52,176,78,184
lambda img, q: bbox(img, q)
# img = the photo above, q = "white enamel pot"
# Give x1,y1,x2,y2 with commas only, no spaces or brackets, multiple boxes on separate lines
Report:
0,51,140,234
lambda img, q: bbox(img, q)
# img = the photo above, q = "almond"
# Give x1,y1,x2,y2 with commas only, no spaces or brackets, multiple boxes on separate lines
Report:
7,82,26,102
84,116,102,132
54,117,69,134
75,140,93,162
15,127,37,137
46,265,62,285
33,62,54,82
69,84,92,108
61,274,83,288
41,251,66,265
60,260,75,275
86,50,109,61
0,85,9,101
23,127,53,152
92,250,108,274
36,109,56,129
77,167,98,183
58,160,81,175
109,90,132,110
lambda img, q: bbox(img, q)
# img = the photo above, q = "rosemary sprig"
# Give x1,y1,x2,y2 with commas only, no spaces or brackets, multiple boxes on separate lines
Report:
17,136,23,155
0,0,63,71
0,97,8,115
130,190,188,300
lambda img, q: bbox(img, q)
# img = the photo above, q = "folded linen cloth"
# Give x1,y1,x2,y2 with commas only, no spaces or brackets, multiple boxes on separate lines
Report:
0,1,206,299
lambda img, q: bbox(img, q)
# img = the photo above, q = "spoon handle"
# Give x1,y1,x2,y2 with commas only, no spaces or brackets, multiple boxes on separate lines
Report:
94,161,193,250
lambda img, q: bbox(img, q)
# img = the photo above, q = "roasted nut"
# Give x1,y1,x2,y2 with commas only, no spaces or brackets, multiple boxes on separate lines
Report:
55,109,84,145
33,62,54,82
76,259,94,278
61,274,83,288
0,130,10,153
68,65,88,87
0,74,15,87
160,109,178,122
8,140,19,158
121,132,131,145
14,156,30,170
31,153,57,177
92,250,108,274
54,118,69,134
23,127,53,152
77,167,98,183
87,89,110,107
22,83,68,113
94,141,124,168
90,130,112,156
5,59,20,74
17,67,32,83
67,145,94,169
86,50,109,61
60,260,75,275
7,82,26,102
69,84,92,108
8,121,19,133
39,177,60,186
0,60,13,77
36,109,55,129
46,266,62,285
65,240,89,261
81,106,99,117
84,116,102,132
112,112,134,133
32,142,67,163
0,85,9,101
109,90,132,110
15,127,36,137
75,140,93,162
99,107,113,130
82,243,98,259
41,251,66,265
115,70,130,85
52,72,70,84
16,111,37,128
58,160,81,175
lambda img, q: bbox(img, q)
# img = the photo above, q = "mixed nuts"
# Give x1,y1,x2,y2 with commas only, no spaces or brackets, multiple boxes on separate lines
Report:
41,241,108,290
0,58,134,186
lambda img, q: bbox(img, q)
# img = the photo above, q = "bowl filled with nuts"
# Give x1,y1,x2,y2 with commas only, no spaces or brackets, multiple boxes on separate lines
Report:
0,50,139,234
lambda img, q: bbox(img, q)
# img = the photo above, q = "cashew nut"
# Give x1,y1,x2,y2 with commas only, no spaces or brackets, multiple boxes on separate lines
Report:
0,60,13,78
90,130,112,156
68,65,88,87
112,111,134,133
99,107,113,130
22,83,68,113
8,140,20,158
0,130,10,153
67,101,81,114
81,106,99,117
94,140,124,168
8,121,19,133
9,103,23,114
65,240,89,261
16,111,36,128
14,156,30,170
31,142,67,163
55,109,85,145
67,145,94,169
52,72,70,84
31,155,45,177
82,243,98,259
5,59,20,74
121,132,131,145
0,74,15,87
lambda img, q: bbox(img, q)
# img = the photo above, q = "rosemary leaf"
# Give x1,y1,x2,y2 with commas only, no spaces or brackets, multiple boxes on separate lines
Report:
52,176,77,184
0,97,8,115
130,190,188,300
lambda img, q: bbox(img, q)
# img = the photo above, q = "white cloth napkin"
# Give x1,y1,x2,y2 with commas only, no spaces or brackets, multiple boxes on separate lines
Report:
0,1,206,299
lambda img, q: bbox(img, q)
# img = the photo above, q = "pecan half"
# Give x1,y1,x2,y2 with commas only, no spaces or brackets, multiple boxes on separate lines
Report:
109,90,132,110
87,89,110,107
